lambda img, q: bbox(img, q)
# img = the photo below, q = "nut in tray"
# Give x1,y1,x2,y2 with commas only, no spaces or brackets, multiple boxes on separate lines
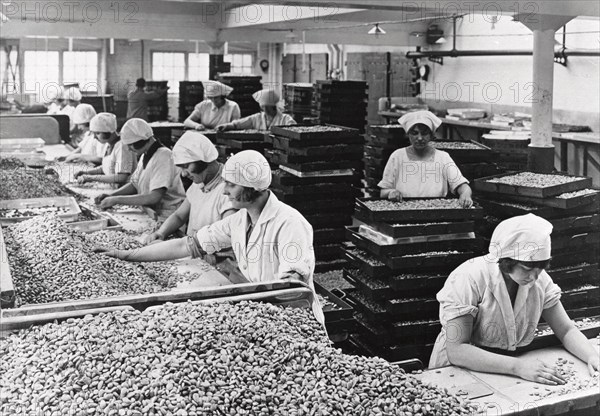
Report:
474,172,593,198
0,196,81,224
355,198,483,222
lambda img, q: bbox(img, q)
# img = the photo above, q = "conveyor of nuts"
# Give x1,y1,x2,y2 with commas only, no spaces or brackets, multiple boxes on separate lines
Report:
3,215,201,306
0,301,477,416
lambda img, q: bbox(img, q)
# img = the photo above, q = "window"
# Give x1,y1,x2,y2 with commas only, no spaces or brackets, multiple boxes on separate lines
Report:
23,51,59,96
224,53,253,74
188,53,210,81
63,51,98,92
0,49,19,95
152,52,185,94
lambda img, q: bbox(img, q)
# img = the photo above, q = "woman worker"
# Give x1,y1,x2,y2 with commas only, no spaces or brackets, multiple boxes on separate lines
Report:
183,81,240,131
430,214,599,383
94,118,185,222
216,89,295,131
144,131,236,244
378,110,473,208
74,113,137,187
61,104,107,164
98,150,324,325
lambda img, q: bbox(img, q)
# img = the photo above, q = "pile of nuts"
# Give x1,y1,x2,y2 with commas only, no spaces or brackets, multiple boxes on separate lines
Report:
528,357,599,400
485,172,583,187
372,124,403,129
346,248,386,267
0,158,80,200
285,125,345,133
431,142,484,150
314,270,354,291
364,199,468,211
0,206,70,219
0,301,477,416
403,250,462,258
556,189,598,199
3,215,201,305
316,294,341,311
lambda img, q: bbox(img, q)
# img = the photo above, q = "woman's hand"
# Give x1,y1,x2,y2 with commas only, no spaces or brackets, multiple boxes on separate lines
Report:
93,246,130,260
76,174,90,184
99,197,118,210
144,232,164,245
458,193,473,208
65,154,82,163
587,354,599,376
515,358,566,385
194,124,205,131
215,124,231,132
387,190,403,202
94,194,109,205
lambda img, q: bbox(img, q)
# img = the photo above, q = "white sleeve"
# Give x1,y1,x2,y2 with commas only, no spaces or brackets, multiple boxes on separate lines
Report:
194,214,235,254
275,218,315,282
378,150,400,190
436,264,482,325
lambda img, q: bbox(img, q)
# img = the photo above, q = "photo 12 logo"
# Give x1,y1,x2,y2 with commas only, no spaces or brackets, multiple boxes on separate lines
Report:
1,1,140,24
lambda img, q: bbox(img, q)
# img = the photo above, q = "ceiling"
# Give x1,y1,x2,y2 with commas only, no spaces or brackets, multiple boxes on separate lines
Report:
1,1,598,45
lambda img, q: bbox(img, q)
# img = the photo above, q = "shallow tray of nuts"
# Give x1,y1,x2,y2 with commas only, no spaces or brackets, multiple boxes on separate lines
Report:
0,301,477,416
475,172,592,198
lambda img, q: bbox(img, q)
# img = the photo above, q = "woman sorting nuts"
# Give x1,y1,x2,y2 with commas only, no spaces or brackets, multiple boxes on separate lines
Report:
73,113,137,187
378,110,473,208
430,214,600,384
97,150,324,325
94,118,185,223
144,131,237,244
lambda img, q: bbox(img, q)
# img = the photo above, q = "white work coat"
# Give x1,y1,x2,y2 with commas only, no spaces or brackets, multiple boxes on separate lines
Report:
189,99,241,129
378,148,468,197
130,147,185,222
102,140,137,176
79,132,108,159
429,256,562,368
186,168,233,236
193,191,324,325
231,111,296,131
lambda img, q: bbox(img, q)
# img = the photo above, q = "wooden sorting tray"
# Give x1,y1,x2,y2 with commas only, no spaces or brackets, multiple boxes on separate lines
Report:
272,169,359,187
216,139,266,151
492,189,600,210
344,289,388,321
354,197,484,223
561,287,600,310
276,158,363,173
280,142,363,157
550,246,600,269
64,206,123,233
526,317,600,352
551,214,600,234
473,172,593,198
386,250,476,271
314,282,354,322
430,140,494,162
386,296,439,318
267,149,362,164
343,269,394,300
215,130,267,141
347,226,479,257
547,263,599,286
388,272,447,293
0,196,81,224
358,218,475,239
476,197,599,220
343,247,393,278
266,134,364,149
368,124,405,138
271,124,360,141
552,232,600,251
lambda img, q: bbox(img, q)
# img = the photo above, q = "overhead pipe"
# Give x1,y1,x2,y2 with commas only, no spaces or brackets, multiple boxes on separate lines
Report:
406,16,600,60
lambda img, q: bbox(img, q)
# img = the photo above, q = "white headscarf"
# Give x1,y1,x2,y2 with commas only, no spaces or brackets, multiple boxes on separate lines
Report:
489,213,552,262
90,113,118,133
398,110,442,133
222,150,271,191
172,131,218,165
121,118,153,145
252,89,280,106
72,104,97,124
63,87,82,102
202,81,233,98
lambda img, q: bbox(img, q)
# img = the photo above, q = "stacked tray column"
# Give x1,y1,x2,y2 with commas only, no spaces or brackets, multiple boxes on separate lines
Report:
178,81,204,122
312,80,368,133
145,81,169,122
216,74,262,117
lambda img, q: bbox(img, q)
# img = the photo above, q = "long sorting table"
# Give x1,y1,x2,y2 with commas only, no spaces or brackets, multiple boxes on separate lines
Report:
413,339,600,415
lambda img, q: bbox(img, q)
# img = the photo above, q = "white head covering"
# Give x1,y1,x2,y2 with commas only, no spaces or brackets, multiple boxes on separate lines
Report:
72,103,97,124
90,113,118,133
398,110,442,133
253,89,280,106
489,213,552,262
202,81,233,98
43,86,63,104
121,118,153,145
222,150,271,191
63,87,82,102
172,131,218,165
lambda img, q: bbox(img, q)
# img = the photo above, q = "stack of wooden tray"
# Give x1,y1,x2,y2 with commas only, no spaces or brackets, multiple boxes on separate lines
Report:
145,81,169,122
341,197,485,363
474,172,600,319
283,83,313,123
265,125,364,272
178,81,204,121
215,130,270,162
216,74,262,117
430,140,503,182
312,80,368,133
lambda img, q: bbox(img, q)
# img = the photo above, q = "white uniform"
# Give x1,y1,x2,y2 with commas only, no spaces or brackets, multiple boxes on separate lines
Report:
193,191,324,325
186,167,233,236
59,104,76,131
231,111,296,131
378,148,468,197
188,99,241,129
130,147,185,222
78,131,108,159
101,140,137,176
429,256,562,368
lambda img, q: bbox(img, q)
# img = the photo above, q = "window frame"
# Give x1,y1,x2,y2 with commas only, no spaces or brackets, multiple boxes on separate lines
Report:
151,50,187,94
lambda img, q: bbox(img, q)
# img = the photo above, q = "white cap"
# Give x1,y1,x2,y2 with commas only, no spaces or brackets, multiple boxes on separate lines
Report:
202,81,233,98
222,150,271,191
173,131,218,165
489,214,552,262
43,85,63,104
90,113,118,133
253,89,280,106
398,110,442,133
63,87,82,102
121,118,153,145
72,104,97,124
